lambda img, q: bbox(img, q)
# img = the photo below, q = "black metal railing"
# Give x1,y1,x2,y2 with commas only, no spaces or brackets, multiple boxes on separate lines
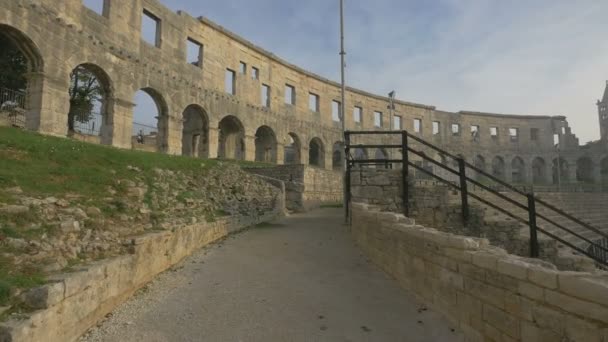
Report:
345,130,608,268
72,112,103,136
1,87,26,128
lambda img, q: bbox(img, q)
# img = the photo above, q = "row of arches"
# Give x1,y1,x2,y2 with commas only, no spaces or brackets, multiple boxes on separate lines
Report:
0,24,338,168
470,155,608,185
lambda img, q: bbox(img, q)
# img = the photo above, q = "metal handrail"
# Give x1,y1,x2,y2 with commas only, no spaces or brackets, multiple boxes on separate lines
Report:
344,129,608,267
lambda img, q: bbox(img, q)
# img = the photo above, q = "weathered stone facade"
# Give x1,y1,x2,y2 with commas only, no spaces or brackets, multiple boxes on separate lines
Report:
351,203,608,342
0,0,607,188
246,164,342,211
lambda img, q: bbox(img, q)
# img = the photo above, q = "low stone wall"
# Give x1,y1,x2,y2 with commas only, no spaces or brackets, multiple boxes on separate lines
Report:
350,169,594,271
0,210,281,342
351,203,608,342
246,165,342,211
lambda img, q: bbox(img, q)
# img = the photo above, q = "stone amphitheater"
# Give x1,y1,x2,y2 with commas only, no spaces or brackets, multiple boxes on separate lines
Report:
0,0,607,187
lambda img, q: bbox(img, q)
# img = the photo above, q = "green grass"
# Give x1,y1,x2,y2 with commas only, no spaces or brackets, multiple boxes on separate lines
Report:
0,255,45,306
0,127,268,200
0,126,272,308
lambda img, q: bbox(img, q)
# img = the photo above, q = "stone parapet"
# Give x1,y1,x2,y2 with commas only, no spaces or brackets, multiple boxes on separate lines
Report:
0,210,282,342
351,202,608,342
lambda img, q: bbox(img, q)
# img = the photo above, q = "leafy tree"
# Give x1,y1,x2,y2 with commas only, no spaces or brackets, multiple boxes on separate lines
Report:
68,66,103,132
0,35,28,92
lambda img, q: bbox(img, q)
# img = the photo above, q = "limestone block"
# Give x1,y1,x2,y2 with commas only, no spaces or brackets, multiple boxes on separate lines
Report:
520,321,561,342
565,316,602,342
445,235,480,250
464,278,505,309
527,266,558,289
544,290,608,324
496,258,529,280
517,282,544,300
482,303,520,339
471,251,500,270
558,274,608,307
531,305,565,335
504,294,534,322
21,281,65,309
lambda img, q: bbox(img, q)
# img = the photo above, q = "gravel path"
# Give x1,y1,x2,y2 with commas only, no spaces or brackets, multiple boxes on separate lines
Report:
80,209,463,342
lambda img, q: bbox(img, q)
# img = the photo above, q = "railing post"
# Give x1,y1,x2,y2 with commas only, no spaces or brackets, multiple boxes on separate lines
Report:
344,132,351,224
458,158,469,226
402,131,409,217
527,194,540,258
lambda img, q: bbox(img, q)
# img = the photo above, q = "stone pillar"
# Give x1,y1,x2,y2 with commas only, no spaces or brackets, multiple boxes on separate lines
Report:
276,143,285,165
109,97,136,149
208,127,219,159
302,146,310,166
244,135,256,162
505,159,513,183
25,72,69,136
324,148,333,171
165,116,183,155
593,161,602,185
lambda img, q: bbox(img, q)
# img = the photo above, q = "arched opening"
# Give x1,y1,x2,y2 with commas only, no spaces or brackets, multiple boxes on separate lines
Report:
375,148,390,169
0,25,44,129
67,63,113,143
284,133,301,164
601,157,608,188
491,156,505,180
552,158,568,185
511,157,526,184
132,88,169,152
182,104,209,158
532,157,547,184
309,137,325,168
353,148,368,169
473,155,486,181
576,157,594,183
332,141,344,170
218,115,245,160
255,125,277,163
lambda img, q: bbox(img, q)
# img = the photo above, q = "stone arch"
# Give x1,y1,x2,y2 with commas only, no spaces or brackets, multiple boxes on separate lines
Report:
332,141,344,170
491,156,505,180
474,155,486,171
218,115,245,160
532,157,547,184
511,157,526,184
0,24,45,130
309,137,325,168
67,63,114,143
132,88,169,152
576,157,594,183
601,157,608,188
182,104,209,158
255,125,277,163
284,133,301,164
0,24,44,73
374,148,390,169
552,157,568,185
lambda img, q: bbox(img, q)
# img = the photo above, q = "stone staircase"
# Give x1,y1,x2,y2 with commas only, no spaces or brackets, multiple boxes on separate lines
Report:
470,189,608,249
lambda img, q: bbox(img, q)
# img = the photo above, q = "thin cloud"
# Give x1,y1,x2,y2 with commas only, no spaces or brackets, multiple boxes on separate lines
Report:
164,0,607,143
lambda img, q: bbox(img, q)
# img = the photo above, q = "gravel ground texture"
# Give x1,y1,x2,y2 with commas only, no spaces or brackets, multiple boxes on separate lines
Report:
80,209,463,342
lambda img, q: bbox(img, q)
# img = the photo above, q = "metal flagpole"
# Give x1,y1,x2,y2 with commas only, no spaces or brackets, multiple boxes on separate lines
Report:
340,0,348,223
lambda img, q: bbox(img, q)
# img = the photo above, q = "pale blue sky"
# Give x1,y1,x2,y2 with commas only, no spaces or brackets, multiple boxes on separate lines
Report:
87,0,608,143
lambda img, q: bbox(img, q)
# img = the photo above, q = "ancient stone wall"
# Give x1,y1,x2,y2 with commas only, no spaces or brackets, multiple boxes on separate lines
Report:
0,0,606,185
350,169,596,271
0,202,283,342
351,203,608,342
246,165,342,211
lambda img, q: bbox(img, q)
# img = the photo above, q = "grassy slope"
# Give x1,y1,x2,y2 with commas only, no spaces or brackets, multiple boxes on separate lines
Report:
0,127,266,306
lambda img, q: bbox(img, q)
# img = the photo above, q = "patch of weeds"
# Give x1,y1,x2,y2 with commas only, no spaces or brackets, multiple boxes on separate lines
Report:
176,191,197,203
0,226,20,239
0,281,10,306
214,209,230,217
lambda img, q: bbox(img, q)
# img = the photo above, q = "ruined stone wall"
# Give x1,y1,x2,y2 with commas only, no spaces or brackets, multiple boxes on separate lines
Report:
245,165,342,211
0,0,606,182
0,209,281,342
351,203,608,342
350,169,597,270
